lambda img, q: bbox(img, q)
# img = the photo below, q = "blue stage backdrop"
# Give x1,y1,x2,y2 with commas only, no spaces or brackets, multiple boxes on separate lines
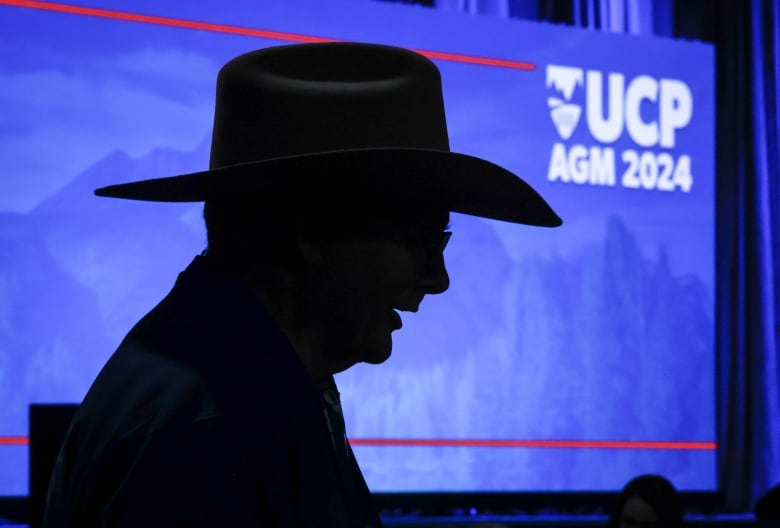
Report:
0,0,715,495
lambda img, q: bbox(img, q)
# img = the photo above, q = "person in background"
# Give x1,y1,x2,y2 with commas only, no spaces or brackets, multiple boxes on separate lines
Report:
608,474,684,528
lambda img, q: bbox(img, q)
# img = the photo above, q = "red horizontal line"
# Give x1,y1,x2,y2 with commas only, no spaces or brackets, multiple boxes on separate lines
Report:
0,0,534,70
0,437,29,446
0,436,716,450
349,439,717,450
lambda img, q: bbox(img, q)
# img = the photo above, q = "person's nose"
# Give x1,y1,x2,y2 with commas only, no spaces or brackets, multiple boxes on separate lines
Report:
419,252,449,294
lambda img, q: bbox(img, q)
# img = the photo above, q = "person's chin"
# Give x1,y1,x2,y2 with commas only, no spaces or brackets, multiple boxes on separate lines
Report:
362,350,392,365
332,340,392,372
360,334,394,365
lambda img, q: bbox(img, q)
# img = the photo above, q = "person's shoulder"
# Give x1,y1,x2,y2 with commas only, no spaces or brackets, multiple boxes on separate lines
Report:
77,340,218,441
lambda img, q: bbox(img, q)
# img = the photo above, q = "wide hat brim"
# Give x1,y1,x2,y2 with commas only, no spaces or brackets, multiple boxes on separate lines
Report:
94,43,561,227
95,147,561,227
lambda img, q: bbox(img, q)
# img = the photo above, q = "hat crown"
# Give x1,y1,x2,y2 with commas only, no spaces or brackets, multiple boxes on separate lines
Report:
209,43,450,169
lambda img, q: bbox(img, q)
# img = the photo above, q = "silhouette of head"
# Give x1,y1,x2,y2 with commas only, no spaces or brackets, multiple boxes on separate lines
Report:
608,474,683,528
203,193,451,374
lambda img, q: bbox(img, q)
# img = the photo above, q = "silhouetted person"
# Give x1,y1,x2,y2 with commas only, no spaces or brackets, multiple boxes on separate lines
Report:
608,474,683,528
43,42,561,527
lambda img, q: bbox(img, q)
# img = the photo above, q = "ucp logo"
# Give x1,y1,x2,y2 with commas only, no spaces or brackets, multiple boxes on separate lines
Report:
546,65,693,148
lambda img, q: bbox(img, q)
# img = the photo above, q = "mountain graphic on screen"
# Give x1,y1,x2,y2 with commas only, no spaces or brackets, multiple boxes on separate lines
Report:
0,212,111,456
30,142,210,339
0,142,209,495
342,216,714,491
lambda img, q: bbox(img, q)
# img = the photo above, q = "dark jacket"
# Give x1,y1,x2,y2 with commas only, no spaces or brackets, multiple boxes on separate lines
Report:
44,256,382,527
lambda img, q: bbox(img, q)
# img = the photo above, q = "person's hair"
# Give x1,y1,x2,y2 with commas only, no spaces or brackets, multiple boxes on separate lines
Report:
607,474,683,528
203,193,305,272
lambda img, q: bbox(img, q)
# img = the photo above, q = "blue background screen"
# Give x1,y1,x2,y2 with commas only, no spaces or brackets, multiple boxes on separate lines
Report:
0,0,715,495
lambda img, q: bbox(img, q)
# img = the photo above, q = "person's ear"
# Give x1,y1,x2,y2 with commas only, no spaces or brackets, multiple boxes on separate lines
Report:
294,234,322,266
285,209,323,270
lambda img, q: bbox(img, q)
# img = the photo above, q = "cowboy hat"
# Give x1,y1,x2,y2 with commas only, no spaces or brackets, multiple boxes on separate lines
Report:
94,42,561,227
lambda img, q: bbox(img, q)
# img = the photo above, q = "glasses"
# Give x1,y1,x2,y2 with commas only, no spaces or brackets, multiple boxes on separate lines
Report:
425,229,452,255
401,226,452,268
321,213,452,265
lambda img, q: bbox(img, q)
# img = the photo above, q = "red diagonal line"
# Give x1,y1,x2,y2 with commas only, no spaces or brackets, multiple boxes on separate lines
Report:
0,0,535,70
0,436,29,446
348,439,718,450
0,0,337,42
415,50,533,70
